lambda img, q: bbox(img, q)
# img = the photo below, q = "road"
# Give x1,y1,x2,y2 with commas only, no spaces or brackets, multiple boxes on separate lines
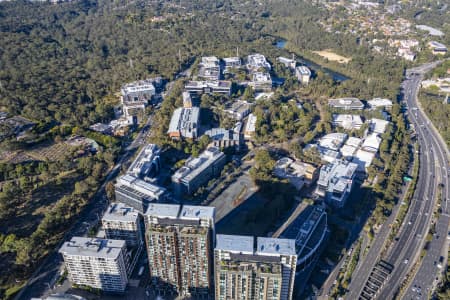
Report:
345,61,449,300
15,101,158,300
401,63,450,300
374,61,449,300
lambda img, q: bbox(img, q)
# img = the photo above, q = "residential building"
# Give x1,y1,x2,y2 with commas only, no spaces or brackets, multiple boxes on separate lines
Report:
205,128,243,151
59,237,129,293
185,81,232,96
244,113,257,139
332,114,363,130
295,66,312,84
145,204,215,298
277,56,296,69
115,174,167,213
214,234,297,300
224,100,253,120
428,41,448,55
246,53,271,71
328,98,364,110
102,203,142,248
127,144,161,179
172,147,226,195
367,98,393,110
274,157,319,189
168,107,200,140
198,56,221,80
223,57,242,72
315,160,358,208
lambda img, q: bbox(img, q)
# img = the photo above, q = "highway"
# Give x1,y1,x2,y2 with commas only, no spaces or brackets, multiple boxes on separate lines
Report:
345,61,449,300
401,63,450,300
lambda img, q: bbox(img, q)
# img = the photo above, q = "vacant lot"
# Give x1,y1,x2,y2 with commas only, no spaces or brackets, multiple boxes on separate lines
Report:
313,50,351,63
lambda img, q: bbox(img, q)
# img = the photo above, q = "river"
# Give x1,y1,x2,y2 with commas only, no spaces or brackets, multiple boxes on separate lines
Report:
276,39,350,82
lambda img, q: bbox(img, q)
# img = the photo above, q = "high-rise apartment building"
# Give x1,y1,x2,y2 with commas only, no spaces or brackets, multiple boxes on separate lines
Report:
102,202,143,248
214,234,297,300
59,237,129,293
144,203,215,298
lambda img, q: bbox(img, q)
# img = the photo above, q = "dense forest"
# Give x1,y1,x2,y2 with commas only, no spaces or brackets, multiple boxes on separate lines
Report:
0,0,422,298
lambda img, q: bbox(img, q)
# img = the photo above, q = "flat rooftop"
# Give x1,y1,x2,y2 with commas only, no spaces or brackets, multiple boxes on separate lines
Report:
116,174,166,198
180,205,215,221
146,203,181,219
102,202,139,223
59,237,125,259
256,237,296,256
216,234,254,254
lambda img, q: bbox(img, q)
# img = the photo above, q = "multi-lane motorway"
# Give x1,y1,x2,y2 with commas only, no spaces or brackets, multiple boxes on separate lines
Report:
346,61,449,300
375,61,449,299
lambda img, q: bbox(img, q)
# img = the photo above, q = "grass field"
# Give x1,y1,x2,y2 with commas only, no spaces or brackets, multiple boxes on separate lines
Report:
313,50,351,63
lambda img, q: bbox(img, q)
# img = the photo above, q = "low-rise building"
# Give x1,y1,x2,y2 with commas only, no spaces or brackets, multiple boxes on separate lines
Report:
332,114,363,130
340,137,362,159
59,237,129,293
89,123,113,135
274,158,319,189
127,144,161,179
248,72,272,92
367,98,393,110
244,113,257,139
102,203,143,248
353,149,376,171
205,128,243,151
224,100,253,120
421,78,450,93
115,174,167,213
121,79,157,121
315,160,358,208
319,133,348,151
428,41,448,55
223,57,242,72
361,133,381,153
328,98,364,110
198,56,221,80
397,47,416,61
246,53,271,71
295,66,312,84
168,107,200,140
214,234,297,300
368,118,389,134
277,56,296,69
172,147,226,195
185,80,232,96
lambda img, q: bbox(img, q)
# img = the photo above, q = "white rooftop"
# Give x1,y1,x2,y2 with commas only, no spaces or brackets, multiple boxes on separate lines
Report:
319,133,348,151
116,174,166,199
362,133,382,152
256,237,296,256
367,98,393,108
245,113,257,134
59,237,125,259
102,203,139,223
179,205,215,221
369,118,389,134
145,203,181,219
216,234,254,254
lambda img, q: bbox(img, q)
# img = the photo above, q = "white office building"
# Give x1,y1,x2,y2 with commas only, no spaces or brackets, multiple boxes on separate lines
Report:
127,144,161,179
315,160,357,208
59,237,129,293
172,147,226,195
